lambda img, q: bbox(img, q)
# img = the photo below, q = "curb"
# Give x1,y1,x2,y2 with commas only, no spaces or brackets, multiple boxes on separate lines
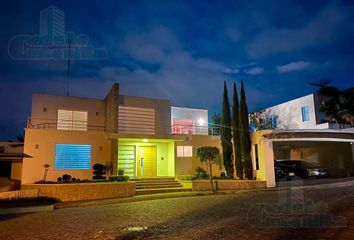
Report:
54,192,212,209
52,180,354,209
0,204,54,215
54,188,267,209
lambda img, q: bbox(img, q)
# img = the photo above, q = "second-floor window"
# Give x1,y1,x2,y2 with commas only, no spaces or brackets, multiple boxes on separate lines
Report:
57,110,88,131
301,105,310,122
271,115,277,128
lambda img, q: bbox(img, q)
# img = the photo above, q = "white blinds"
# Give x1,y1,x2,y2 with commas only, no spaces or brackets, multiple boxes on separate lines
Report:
57,110,88,131
119,106,155,135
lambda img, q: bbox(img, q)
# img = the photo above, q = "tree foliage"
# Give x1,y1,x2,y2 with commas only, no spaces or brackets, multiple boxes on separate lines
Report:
196,146,221,192
320,89,354,125
310,80,354,126
239,80,253,180
249,109,278,130
232,83,243,179
221,81,234,178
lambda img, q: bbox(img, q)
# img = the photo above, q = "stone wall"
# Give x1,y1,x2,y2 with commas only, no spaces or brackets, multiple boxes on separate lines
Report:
0,189,38,200
22,182,136,202
190,180,267,191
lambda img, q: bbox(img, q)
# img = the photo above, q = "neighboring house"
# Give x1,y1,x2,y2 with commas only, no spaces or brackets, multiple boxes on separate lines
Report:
21,83,225,184
253,93,352,130
249,89,354,187
0,142,30,188
251,129,354,187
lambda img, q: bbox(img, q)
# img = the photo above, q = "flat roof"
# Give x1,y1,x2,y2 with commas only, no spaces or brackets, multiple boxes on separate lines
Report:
171,106,208,112
260,129,354,141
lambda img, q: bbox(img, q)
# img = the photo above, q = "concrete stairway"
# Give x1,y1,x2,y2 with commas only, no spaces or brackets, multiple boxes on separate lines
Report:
132,178,191,195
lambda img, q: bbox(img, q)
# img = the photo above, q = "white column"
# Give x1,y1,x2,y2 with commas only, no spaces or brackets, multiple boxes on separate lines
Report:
264,140,276,188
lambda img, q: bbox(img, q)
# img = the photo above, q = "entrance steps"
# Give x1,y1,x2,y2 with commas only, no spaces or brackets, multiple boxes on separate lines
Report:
132,178,191,195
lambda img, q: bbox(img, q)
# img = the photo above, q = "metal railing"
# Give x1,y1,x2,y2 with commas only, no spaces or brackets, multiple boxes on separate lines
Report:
27,118,105,132
170,124,221,136
27,118,221,135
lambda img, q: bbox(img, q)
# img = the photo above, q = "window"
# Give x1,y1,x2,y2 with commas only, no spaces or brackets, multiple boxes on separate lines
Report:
254,144,259,170
301,105,309,122
118,145,136,177
271,115,277,128
57,110,88,131
119,106,155,135
54,144,91,170
177,146,193,157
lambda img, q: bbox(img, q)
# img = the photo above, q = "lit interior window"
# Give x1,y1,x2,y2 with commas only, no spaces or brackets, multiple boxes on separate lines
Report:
177,146,184,157
177,146,193,157
57,110,88,131
54,144,91,170
183,146,193,157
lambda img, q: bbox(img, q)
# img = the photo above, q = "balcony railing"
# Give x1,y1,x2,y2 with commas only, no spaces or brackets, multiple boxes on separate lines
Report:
27,118,105,132
27,118,220,135
170,124,221,136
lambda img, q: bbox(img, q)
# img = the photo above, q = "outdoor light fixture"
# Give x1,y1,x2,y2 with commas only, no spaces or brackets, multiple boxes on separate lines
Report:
197,118,205,126
143,139,148,142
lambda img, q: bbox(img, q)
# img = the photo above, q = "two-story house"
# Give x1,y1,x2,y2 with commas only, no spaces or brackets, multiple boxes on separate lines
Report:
21,83,222,184
254,92,352,130
249,90,354,187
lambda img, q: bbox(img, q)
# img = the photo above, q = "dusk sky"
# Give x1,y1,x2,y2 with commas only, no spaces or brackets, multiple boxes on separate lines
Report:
1,0,354,140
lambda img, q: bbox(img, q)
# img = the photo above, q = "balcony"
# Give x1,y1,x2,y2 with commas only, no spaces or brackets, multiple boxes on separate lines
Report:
27,118,105,132
26,118,220,135
170,124,220,136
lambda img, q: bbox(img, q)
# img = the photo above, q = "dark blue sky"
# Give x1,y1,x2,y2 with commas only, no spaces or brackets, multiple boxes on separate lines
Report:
1,0,354,140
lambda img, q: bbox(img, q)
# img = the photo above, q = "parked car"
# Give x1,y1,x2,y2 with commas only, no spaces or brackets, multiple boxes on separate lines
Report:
274,160,328,179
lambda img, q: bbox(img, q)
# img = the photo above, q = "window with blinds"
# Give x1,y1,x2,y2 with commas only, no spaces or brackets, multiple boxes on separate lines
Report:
54,144,91,170
57,110,88,131
118,145,136,177
176,146,193,157
118,106,155,135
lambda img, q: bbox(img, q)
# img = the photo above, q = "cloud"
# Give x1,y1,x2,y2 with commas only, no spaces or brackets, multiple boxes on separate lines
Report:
277,61,313,73
107,26,236,107
246,2,354,58
245,67,264,75
223,67,240,74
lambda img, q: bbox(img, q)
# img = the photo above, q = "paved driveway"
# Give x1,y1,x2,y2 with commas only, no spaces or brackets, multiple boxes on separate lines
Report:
1,185,354,240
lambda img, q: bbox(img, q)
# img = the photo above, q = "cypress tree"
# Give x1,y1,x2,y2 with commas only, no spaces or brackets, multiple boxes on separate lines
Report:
232,83,243,179
221,81,234,178
239,80,253,180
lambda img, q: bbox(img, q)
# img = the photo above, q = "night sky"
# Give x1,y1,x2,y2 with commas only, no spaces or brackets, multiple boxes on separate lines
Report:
1,0,354,140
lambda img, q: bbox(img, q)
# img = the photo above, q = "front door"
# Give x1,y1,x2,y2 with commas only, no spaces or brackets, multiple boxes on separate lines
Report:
137,146,157,178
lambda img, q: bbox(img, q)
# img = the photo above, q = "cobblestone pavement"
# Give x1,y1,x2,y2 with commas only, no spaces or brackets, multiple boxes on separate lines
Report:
1,185,354,240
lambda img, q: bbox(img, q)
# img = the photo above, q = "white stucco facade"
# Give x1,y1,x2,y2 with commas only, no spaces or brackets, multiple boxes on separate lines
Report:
258,94,328,130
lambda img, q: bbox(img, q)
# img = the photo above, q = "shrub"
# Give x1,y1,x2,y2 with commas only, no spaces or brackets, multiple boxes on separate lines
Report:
179,175,196,181
105,160,114,178
93,163,106,180
220,172,226,179
195,167,208,180
57,177,62,182
109,175,129,182
118,169,125,176
62,174,72,182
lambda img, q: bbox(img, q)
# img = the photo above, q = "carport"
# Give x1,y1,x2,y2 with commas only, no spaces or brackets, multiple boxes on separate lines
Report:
251,129,354,187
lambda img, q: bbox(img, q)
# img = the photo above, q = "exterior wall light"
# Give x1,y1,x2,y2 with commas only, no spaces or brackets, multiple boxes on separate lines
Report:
198,118,205,126
143,139,148,142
